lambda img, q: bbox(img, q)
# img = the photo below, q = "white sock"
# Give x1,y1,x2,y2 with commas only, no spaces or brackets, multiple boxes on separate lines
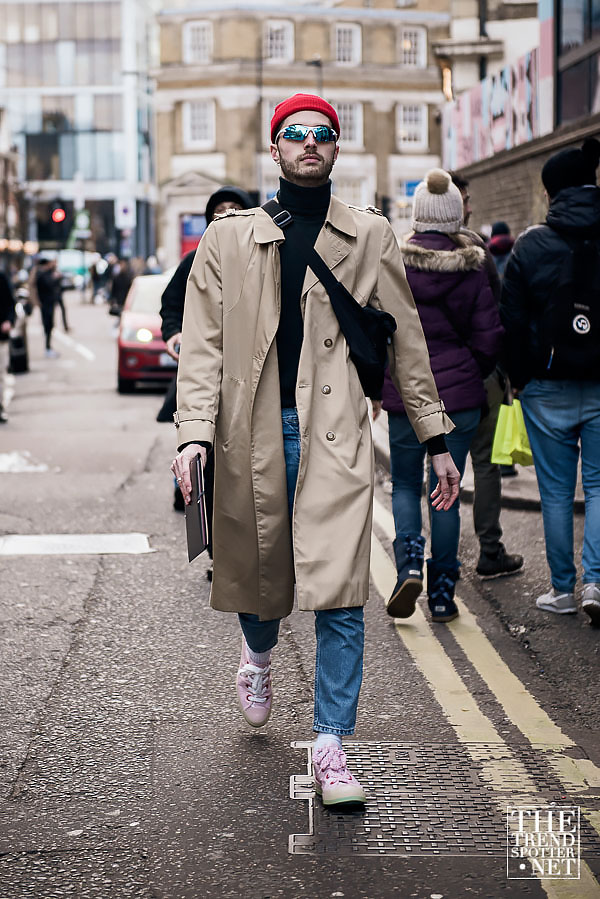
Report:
314,732,342,751
246,644,271,666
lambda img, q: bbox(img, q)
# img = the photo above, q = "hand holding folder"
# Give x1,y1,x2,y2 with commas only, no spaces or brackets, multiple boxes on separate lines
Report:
185,453,210,562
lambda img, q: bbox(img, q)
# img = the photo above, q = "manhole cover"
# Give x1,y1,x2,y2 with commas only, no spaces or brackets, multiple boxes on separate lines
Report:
289,741,600,857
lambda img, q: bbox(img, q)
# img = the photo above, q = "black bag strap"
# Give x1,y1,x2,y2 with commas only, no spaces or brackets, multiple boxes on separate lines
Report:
262,197,360,310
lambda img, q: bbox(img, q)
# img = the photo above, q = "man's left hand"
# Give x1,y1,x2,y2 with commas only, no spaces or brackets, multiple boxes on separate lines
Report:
430,452,460,511
0,321,11,335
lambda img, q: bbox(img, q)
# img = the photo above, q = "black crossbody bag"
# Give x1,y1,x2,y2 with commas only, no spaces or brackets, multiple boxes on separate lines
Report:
262,198,397,399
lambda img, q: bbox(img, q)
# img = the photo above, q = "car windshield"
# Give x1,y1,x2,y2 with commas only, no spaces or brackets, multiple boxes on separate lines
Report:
128,277,167,314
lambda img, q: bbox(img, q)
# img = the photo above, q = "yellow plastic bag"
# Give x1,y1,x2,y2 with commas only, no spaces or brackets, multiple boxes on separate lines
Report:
491,399,533,466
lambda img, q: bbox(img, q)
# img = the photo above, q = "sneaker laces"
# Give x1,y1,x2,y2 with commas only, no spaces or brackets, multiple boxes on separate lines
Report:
238,662,271,704
404,535,424,565
313,745,354,785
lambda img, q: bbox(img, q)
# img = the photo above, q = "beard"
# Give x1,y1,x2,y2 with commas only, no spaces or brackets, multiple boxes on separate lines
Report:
279,151,335,186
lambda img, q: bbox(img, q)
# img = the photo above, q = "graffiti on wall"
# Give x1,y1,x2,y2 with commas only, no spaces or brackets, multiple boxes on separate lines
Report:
442,49,539,170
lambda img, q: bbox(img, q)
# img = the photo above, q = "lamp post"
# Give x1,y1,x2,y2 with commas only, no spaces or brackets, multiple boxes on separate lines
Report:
307,56,324,95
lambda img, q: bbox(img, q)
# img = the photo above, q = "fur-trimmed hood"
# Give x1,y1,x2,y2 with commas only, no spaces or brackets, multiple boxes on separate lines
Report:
400,238,485,273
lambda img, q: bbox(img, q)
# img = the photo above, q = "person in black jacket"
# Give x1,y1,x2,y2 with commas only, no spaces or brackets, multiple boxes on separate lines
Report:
159,186,253,523
0,270,15,423
501,137,600,625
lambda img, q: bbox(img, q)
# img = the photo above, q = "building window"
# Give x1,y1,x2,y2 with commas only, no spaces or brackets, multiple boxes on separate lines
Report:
394,179,421,229
183,20,213,64
182,100,215,149
336,101,363,146
333,176,369,207
399,27,426,67
396,104,428,150
334,23,361,65
264,20,294,63
557,0,600,123
264,97,286,145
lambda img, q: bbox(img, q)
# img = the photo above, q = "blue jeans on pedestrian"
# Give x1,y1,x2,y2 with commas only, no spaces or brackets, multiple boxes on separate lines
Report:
388,408,481,570
238,406,364,736
520,379,600,592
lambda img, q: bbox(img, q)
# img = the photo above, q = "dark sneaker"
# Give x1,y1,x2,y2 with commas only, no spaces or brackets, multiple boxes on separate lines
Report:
0,405,7,424
476,547,524,579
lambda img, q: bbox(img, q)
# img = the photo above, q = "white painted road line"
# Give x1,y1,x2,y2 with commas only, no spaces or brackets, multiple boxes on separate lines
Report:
53,331,96,361
0,533,154,555
0,451,49,473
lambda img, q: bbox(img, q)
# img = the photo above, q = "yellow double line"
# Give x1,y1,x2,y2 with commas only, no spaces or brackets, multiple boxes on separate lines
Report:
371,497,600,898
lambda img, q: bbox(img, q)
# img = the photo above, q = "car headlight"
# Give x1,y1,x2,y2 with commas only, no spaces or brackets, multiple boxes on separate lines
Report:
121,327,154,343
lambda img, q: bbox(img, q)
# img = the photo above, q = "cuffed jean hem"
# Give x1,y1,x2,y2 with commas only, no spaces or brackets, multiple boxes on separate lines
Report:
313,723,356,736
238,613,280,653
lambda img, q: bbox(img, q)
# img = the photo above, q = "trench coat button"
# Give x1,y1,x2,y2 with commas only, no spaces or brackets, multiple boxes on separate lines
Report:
322,385,331,395
326,431,336,441
324,338,333,348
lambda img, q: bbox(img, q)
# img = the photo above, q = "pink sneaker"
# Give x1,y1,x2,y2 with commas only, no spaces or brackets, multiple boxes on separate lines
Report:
312,744,366,806
236,640,272,728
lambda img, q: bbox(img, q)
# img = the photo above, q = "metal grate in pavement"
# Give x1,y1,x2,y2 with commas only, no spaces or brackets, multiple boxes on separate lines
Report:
289,741,600,857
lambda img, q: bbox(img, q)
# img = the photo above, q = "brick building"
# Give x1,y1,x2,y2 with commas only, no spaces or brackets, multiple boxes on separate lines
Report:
444,0,600,235
153,0,452,265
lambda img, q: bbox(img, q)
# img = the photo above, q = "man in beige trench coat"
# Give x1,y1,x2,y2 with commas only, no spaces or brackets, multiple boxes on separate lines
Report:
171,94,459,807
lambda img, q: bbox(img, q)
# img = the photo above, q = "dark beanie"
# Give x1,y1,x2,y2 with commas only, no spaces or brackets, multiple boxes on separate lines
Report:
491,221,510,236
541,138,600,198
205,186,254,224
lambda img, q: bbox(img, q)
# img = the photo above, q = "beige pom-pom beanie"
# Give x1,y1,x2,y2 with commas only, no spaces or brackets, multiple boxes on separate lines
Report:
412,168,464,233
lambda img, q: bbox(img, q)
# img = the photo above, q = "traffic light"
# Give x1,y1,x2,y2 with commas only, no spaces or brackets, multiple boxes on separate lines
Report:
51,205,66,225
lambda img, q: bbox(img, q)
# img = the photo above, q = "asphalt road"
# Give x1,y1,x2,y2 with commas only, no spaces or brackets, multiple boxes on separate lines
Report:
0,291,599,899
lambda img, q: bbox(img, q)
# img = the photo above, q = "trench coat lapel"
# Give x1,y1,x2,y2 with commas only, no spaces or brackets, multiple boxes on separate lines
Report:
302,195,357,295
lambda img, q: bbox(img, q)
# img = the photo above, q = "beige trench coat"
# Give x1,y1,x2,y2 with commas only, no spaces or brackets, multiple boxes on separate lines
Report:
176,196,453,619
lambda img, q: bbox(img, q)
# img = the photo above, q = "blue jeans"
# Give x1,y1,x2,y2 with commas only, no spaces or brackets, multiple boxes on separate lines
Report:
388,408,481,570
520,379,600,592
238,407,364,736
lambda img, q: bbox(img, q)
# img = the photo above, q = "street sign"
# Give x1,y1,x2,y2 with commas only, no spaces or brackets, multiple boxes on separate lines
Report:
74,210,91,239
115,198,136,230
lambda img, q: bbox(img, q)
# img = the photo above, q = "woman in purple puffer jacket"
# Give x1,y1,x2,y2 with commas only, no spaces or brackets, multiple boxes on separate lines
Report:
381,168,504,624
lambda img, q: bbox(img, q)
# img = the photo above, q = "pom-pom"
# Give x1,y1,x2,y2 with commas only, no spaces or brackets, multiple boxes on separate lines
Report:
425,168,451,195
582,138,600,170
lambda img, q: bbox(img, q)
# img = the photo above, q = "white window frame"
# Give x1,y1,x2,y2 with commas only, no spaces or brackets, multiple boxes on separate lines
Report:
264,20,294,63
182,100,216,150
334,23,362,66
332,176,370,208
399,27,426,68
336,101,363,149
396,103,428,151
183,20,213,65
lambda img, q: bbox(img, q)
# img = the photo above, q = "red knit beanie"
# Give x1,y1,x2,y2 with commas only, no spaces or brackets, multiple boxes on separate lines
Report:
270,94,340,143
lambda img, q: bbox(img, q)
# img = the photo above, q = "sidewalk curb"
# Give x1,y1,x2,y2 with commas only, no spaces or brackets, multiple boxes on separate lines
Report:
372,417,585,515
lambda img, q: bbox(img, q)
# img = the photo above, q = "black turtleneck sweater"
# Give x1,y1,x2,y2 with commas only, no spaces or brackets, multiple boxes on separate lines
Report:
276,177,331,408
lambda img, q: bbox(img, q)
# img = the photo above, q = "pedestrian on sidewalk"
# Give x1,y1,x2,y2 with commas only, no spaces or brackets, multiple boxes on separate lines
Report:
380,169,504,623
450,172,524,578
501,137,600,625
488,221,515,280
0,268,15,423
35,258,61,358
159,184,253,562
171,94,459,807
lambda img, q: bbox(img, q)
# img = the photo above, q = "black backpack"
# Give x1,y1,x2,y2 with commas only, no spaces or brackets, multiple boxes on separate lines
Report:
539,227,600,379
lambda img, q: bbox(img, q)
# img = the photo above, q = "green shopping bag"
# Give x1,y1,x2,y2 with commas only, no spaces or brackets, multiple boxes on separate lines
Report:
491,399,533,466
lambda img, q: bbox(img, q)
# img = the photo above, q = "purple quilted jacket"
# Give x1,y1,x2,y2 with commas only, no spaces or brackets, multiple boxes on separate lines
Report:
382,232,504,415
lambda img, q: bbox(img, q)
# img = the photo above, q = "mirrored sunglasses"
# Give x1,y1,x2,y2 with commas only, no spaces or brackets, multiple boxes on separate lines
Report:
276,124,338,144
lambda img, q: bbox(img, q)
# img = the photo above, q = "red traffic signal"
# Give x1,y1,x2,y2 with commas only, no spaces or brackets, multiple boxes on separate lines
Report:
51,207,66,224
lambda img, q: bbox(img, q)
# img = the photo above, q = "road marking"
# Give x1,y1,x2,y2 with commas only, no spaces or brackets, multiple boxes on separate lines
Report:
0,533,154,555
0,451,49,473
370,511,600,894
53,331,95,361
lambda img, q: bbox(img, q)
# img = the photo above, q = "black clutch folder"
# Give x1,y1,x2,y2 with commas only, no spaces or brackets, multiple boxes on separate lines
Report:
185,453,209,562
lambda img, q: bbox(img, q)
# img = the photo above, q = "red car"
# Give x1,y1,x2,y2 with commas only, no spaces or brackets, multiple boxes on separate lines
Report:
117,271,177,393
